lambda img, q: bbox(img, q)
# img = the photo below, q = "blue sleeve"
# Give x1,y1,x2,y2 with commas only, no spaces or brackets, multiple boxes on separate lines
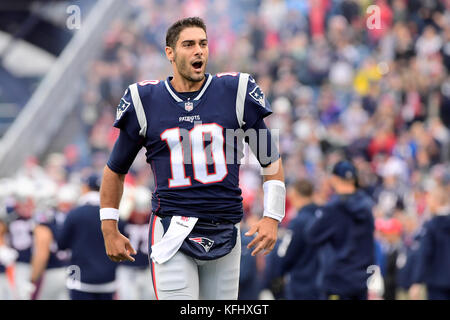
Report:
57,210,75,250
305,206,338,245
107,129,143,174
247,118,280,167
242,75,272,130
113,87,142,140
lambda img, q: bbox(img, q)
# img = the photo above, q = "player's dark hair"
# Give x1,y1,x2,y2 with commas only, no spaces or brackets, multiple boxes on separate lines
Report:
291,179,314,198
166,17,207,48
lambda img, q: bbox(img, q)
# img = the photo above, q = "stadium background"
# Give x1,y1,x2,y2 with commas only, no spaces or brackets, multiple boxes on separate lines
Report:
0,0,449,300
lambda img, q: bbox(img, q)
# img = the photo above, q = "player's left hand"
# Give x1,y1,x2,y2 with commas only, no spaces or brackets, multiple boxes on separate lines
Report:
245,217,278,256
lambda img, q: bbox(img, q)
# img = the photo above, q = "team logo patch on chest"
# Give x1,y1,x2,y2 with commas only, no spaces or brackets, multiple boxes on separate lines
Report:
116,97,131,120
189,237,214,252
184,101,194,111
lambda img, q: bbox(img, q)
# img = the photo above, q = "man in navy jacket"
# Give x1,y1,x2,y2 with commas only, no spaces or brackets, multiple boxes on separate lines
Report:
306,160,375,300
58,173,120,300
410,185,450,300
277,179,322,299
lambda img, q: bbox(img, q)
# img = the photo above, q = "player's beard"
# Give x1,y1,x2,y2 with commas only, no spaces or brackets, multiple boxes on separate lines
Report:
174,52,206,83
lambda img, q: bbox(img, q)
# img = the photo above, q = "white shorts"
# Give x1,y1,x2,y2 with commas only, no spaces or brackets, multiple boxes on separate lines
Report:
149,215,241,300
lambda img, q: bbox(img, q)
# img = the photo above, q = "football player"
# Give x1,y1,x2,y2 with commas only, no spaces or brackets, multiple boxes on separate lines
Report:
116,185,156,300
8,178,36,299
30,183,77,299
100,17,285,300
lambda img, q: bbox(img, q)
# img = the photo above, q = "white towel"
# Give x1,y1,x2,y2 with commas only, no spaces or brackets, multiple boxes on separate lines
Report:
150,216,198,264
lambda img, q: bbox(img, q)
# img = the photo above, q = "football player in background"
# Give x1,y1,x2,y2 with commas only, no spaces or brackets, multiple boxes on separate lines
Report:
116,185,155,300
30,183,78,299
0,211,17,300
8,179,36,299
100,17,285,300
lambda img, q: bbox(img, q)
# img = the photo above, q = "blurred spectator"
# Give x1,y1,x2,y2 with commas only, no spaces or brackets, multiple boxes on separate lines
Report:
410,185,450,300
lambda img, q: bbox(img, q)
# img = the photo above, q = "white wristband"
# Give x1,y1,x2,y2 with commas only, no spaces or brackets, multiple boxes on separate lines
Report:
263,179,286,222
100,208,120,221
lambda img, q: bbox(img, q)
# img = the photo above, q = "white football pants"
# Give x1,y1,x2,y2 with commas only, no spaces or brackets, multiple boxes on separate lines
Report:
0,273,14,300
35,267,69,300
150,215,241,300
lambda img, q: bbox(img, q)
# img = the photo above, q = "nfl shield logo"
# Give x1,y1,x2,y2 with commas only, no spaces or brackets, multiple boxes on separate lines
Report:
184,101,194,111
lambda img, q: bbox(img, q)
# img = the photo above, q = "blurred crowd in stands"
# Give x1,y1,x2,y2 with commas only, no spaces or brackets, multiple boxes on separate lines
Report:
1,0,450,299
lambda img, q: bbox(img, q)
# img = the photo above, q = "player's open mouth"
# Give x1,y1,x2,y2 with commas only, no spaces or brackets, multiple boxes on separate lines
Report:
192,61,203,71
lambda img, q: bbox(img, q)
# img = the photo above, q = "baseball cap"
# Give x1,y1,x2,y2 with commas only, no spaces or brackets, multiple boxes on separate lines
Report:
83,173,102,191
332,160,358,182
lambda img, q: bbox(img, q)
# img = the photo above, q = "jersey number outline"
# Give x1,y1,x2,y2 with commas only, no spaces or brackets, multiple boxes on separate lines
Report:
160,123,228,187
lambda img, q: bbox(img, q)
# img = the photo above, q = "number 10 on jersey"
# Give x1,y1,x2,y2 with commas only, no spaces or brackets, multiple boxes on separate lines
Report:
160,123,228,187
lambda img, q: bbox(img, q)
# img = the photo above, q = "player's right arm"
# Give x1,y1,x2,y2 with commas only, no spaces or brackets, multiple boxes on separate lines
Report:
100,85,145,263
100,166,136,263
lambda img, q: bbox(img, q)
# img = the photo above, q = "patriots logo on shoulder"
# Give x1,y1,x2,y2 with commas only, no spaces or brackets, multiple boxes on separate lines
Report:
116,97,131,120
189,237,214,252
249,85,266,108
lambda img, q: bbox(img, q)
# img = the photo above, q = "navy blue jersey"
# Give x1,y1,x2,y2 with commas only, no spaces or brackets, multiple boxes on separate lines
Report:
57,203,118,284
107,73,275,224
8,216,34,263
34,210,70,269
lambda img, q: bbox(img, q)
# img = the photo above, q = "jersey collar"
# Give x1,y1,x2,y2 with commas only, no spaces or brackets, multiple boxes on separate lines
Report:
164,73,212,102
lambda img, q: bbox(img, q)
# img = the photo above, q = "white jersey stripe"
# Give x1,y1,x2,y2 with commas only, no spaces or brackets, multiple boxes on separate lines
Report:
235,72,249,128
164,80,183,102
193,74,212,100
129,83,148,137
164,74,212,102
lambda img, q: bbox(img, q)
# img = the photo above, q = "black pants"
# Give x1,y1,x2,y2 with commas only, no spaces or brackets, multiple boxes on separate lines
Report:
324,290,368,300
427,286,450,300
70,290,114,300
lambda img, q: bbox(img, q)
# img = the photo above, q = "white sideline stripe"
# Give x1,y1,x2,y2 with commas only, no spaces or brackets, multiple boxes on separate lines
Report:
236,73,249,128
129,83,148,137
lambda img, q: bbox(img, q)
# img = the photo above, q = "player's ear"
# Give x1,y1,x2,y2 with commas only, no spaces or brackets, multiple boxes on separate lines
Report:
165,46,174,63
